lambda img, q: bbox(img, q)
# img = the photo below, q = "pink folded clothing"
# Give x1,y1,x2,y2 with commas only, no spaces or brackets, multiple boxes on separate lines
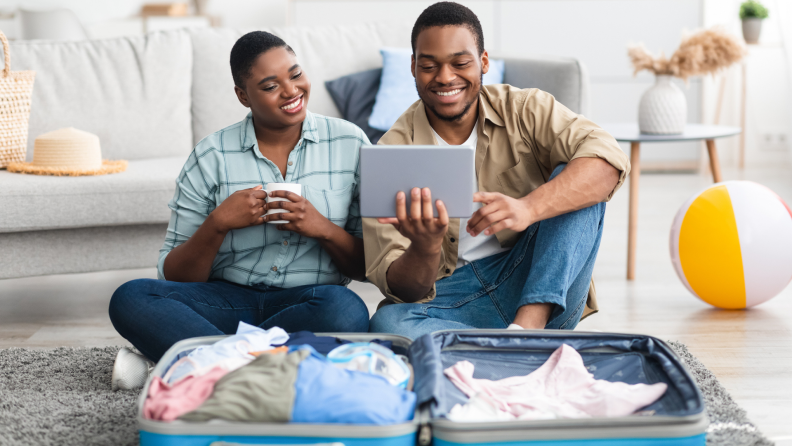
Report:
143,366,228,421
444,344,668,421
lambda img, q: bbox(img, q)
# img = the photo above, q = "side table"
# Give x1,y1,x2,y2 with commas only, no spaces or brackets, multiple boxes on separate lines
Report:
600,124,741,280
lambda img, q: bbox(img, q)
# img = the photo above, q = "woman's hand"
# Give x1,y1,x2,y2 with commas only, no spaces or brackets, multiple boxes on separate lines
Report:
208,185,268,233
264,190,334,239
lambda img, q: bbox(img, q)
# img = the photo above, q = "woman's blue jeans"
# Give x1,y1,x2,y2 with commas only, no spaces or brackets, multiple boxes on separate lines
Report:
109,280,369,362
369,163,606,339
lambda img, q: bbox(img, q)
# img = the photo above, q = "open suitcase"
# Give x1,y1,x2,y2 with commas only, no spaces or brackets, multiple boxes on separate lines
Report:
410,330,707,446
138,330,707,446
138,333,418,446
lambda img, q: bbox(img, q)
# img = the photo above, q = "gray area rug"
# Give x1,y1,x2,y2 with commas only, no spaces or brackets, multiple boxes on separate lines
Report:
667,341,774,446
0,343,774,446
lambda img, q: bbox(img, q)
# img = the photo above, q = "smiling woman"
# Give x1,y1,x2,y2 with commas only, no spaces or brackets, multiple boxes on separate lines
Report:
106,31,373,387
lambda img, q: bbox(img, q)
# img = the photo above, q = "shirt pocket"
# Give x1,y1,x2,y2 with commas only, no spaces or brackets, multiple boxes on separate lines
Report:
496,157,528,198
302,184,356,229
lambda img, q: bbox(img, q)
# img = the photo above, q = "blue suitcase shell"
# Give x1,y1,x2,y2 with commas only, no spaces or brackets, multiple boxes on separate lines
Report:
137,333,418,446
409,330,707,446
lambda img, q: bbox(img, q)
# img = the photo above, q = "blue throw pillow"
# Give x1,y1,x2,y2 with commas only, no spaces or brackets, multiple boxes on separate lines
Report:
368,47,505,132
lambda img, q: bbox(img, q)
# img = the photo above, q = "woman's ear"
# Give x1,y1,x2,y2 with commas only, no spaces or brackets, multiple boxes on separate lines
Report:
234,85,251,108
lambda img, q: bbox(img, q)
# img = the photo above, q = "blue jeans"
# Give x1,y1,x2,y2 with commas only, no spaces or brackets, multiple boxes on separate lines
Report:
109,279,370,362
369,163,605,340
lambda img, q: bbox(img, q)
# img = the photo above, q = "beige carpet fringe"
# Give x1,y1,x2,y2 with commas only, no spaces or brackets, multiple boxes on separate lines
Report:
5,159,128,176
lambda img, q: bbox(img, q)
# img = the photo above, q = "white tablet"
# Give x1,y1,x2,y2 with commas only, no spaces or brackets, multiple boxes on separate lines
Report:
360,145,476,218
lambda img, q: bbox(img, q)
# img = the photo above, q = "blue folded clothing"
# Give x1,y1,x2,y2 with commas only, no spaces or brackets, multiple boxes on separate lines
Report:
292,347,416,424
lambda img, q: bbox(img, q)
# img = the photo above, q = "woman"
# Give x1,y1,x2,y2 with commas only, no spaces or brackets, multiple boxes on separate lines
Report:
108,31,370,389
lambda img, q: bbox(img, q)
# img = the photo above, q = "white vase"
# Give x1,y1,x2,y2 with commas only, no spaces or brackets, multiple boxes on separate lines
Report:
638,75,687,135
742,18,763,44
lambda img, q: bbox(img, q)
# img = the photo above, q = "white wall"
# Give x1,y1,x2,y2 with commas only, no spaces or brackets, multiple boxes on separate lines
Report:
9,0,786,168
0,0,289,37
703,0,792,167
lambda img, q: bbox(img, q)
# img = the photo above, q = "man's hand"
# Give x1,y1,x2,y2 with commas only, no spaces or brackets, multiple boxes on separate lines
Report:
378,187,449,255
264,190,334,239
466,192,533,237
209,185,267,233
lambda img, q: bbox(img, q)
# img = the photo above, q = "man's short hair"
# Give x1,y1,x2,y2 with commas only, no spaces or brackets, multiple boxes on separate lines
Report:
230,31,295,89
411,2,485,55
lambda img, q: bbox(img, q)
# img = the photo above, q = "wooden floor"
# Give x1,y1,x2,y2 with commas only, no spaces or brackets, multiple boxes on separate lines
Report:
1,165,791,444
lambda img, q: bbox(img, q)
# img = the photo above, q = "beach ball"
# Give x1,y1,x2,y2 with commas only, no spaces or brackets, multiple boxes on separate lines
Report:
670,181,792,309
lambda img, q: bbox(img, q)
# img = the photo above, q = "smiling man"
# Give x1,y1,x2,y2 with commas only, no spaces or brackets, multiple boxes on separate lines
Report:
364,2,631,339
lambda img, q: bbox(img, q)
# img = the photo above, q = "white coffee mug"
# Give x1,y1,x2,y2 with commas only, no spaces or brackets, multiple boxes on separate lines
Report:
265,183,302,224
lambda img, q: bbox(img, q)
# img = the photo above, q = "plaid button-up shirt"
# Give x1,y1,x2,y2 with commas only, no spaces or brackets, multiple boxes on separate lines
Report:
158,111,369,288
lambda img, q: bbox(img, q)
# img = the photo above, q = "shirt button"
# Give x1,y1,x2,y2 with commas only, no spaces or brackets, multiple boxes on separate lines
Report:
450,237,456,243
288,161,293,166
283,240,289,246
445,268,451,274
271,266,278,272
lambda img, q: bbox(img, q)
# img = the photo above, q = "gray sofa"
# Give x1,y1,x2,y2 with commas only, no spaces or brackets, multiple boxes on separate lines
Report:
0,22,589,280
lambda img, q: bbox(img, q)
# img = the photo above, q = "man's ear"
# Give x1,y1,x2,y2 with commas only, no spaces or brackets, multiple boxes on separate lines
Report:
480,50,490,75
411,54,416,79
234,85,251,108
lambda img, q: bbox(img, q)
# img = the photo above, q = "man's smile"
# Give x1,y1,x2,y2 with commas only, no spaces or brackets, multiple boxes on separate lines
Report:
432,86,466,103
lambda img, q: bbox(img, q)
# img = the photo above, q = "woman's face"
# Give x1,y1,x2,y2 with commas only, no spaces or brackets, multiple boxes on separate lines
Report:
235,46,311,130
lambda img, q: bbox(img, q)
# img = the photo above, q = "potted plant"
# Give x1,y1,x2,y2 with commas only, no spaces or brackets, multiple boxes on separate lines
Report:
628,28,745,134
740,0,769,44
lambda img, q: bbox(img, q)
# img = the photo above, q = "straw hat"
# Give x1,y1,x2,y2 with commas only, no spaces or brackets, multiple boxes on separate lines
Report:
7,127,127,176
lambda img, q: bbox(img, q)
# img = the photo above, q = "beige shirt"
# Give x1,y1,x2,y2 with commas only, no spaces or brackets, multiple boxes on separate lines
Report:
363,84,631,319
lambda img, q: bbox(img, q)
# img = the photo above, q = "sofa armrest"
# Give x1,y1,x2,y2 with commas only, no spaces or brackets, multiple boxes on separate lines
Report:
501,56,590,116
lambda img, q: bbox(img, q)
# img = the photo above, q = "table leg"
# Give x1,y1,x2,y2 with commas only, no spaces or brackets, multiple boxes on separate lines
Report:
705,139,723,183
627,142,640,281
740,62,746,169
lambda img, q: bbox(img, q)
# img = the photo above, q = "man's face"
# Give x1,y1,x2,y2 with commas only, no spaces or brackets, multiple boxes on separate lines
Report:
412,26,489,122
235,47,311,129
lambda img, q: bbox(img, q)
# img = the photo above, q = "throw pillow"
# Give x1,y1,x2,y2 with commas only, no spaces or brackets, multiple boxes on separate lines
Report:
368,47,505,132
325,68,385,144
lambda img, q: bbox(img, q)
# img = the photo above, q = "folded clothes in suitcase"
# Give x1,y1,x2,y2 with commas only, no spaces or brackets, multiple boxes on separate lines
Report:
138,329,707,446
137,333,418,446
409,330,708,446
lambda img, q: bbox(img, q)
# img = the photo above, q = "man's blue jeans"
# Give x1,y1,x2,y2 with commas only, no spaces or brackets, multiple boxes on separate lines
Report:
369,163,605,340
109,280,370,362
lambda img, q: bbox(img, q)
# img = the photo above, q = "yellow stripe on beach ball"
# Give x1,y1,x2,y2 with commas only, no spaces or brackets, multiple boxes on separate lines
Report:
678,185,746,308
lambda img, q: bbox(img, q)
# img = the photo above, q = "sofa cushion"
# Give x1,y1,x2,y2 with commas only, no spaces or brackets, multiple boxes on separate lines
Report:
8,30,194,161
0,157,185,233
501,57,589,115
189,22,412,144
0,224,167,280
325,68,385,144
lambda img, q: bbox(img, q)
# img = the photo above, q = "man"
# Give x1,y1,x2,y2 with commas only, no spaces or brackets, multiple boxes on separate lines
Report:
365,2,630,339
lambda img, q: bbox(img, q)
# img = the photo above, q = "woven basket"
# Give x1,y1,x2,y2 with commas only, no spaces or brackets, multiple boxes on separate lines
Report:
0,31,35,169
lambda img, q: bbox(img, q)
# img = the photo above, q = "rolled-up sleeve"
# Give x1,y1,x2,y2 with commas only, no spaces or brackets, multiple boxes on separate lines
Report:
519,89,630,201
156,150,217,280
362,218,441,304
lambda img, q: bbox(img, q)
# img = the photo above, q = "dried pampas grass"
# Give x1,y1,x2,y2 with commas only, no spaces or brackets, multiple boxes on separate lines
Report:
628,28,745,79
628,45,672,76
